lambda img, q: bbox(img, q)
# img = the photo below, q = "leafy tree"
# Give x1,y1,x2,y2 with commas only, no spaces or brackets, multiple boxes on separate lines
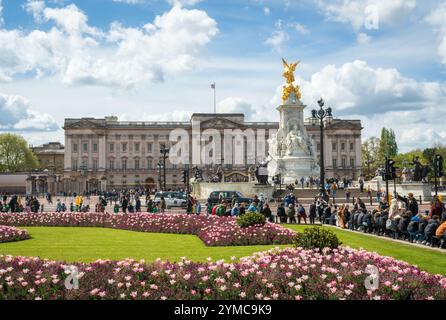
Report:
361,137,380,178
0,133,38,172
378,128,398,163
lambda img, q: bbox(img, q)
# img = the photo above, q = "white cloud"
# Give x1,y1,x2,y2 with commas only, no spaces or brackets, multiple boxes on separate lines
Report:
297,60,445,115
0,92,58,131
357,32,371,45
166,0,204,7
24,0,46,23
265,20,290,52
426,3,446,65
120,110,193,122
294,23,309,35
264,7,270,16
317,0,417,31
0,3,218,89
217,97,257,119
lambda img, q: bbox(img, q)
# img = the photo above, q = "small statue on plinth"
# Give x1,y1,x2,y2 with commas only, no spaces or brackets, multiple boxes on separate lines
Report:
412,156,430,182
255,161,270,185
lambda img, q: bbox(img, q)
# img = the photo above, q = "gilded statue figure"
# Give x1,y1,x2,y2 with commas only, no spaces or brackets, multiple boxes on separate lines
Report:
281,58,302,102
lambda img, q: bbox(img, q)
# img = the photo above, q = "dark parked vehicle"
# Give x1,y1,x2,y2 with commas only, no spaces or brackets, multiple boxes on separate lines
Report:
208,191,252,205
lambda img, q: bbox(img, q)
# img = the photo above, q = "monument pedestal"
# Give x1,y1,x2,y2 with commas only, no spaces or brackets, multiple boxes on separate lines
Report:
267,94,319,183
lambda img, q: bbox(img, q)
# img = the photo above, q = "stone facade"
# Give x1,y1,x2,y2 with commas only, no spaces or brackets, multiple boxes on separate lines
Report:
31,142,65,173
60,113,362,194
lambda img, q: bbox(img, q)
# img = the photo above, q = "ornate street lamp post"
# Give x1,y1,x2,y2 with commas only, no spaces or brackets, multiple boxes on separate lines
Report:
310,98,333,202
160,145,170,191
157,161,163,191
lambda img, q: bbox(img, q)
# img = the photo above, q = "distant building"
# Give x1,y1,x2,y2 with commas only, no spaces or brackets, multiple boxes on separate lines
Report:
58,113,362,194
31,142,65,173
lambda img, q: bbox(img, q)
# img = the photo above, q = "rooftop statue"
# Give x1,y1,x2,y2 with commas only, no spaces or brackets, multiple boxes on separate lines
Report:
282,58,302,103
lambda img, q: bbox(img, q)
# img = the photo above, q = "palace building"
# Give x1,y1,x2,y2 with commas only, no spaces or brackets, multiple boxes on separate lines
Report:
54,113,362,194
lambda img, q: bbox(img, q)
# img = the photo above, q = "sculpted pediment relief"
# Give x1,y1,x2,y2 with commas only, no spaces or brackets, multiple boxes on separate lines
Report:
200,117,244,130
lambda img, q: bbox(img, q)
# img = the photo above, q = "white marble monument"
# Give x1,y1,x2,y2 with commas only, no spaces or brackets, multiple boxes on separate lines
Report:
267,59,320,184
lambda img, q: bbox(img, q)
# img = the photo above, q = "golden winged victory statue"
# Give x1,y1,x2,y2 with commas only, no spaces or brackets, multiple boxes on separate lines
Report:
281,58,302,103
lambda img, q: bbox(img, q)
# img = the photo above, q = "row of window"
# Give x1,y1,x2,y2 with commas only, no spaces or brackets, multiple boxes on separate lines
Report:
332,142,355,152
332,158,356,168
72,159,177,171
72,142,159,154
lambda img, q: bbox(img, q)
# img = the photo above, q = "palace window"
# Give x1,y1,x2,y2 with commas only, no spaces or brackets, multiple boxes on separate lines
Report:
341,142,345,151
83,143,88,153
350,158,355,168
73,144,78,153
72,159,78,171
93,160,98,171
122,159,127,170
109,143,114,153
134,143,140,153
147,143,153,153
332,159,337,168
342,157,347,168
332,142,337,151
109,159,115,170
350,142,354,151
135,159,140,170
147,159,153,169
122,143,127,153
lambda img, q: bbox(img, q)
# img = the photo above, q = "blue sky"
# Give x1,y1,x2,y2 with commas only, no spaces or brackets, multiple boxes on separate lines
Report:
0,0,445,152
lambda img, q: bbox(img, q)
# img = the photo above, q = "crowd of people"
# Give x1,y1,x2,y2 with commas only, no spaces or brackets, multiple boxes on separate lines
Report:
314,193,446,249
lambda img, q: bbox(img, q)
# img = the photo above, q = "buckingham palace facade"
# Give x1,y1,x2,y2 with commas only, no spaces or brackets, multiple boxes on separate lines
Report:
60,113,362,193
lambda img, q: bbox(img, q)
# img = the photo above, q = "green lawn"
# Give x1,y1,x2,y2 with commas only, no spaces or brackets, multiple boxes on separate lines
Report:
1,225,445,275
0,227,282,263
286,225,446,275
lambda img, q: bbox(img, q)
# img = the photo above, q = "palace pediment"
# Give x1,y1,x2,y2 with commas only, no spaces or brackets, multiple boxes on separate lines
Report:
64,119,106,130
199,117,245,130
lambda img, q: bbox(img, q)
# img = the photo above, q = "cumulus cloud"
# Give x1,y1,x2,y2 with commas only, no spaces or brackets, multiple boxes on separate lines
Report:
0,92,59,131
265,20,290,52
120,110,193,122
166,0,204,6
297,60,445,115
426,3,446,65
317,0,416,31
0,3,218,89
217,97,257,119
24,0,46,23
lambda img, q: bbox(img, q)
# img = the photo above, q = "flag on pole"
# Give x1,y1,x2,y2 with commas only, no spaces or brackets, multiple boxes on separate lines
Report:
211,83,215,89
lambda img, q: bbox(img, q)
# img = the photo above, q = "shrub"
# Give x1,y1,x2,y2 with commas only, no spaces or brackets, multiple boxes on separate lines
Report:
294,227,341,251
237,212,266,228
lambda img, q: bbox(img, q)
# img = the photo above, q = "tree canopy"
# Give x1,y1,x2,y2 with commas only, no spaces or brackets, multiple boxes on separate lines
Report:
0,133,39,172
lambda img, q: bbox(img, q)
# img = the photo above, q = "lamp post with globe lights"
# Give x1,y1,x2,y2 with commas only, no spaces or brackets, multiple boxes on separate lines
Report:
310,98,333,202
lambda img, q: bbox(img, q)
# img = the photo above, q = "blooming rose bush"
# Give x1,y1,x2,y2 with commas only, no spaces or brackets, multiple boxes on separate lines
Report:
0,213,296,246
0,247,445,300
0,226,29,243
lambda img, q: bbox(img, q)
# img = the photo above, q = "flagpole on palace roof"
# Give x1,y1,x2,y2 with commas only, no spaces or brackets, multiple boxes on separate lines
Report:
211,83,216,113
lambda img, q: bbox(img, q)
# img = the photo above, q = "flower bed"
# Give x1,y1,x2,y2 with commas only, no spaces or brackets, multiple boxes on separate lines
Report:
0,226,30,243
0,247,445,300
0,213,295,247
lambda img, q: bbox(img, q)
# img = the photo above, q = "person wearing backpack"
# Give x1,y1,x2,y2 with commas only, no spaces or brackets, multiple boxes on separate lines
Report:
297,203,307,224
287,204,296,224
